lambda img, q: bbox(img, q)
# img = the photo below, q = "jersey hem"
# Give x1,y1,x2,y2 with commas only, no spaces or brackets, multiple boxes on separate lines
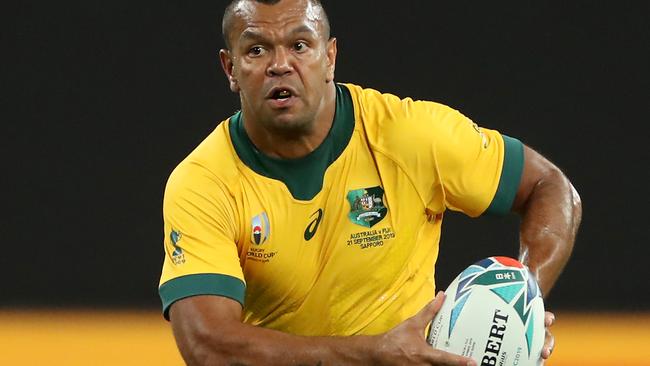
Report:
485,135,524,215
159,273,246,320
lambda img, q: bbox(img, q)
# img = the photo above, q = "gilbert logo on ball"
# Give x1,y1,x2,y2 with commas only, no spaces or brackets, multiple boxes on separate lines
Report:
427,256,545,366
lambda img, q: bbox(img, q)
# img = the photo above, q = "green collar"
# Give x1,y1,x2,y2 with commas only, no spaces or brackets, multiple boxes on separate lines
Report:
229,84,355,201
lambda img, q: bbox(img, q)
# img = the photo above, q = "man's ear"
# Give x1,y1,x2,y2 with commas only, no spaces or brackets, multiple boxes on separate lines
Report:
219,49,240,93
325,37,337,83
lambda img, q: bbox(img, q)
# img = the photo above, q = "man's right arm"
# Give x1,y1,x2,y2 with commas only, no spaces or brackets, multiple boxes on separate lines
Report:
169,292,475,366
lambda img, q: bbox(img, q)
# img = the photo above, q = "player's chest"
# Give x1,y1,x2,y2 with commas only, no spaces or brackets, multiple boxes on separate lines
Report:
233,145,426,298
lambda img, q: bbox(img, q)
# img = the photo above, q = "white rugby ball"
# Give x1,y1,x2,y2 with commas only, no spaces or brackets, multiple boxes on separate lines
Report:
427,256,545,366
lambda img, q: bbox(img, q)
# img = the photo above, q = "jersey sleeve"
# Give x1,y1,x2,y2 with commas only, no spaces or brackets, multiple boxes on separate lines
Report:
432,106,524,217
343,84,524,217
158,161,245,320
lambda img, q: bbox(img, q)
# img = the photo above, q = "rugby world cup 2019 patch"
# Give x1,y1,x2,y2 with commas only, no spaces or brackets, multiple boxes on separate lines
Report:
247,211,278,263
251,212,270,245
346,186,387,228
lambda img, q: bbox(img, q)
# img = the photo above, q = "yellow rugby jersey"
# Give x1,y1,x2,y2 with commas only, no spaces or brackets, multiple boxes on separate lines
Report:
159,83,524,336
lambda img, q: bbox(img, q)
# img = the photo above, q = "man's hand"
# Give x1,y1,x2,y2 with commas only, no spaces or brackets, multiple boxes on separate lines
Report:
541,311,555,361
373,291,476,366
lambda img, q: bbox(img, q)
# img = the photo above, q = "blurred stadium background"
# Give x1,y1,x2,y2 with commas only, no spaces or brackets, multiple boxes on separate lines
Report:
3,1,648,364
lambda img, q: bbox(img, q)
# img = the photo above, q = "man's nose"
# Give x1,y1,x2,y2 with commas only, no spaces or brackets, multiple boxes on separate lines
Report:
267,47,293,76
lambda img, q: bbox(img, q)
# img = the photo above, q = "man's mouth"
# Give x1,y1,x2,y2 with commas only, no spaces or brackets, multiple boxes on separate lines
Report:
271,89,293,100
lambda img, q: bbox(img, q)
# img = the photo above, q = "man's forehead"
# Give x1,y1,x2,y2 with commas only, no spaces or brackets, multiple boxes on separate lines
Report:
231,0,323,36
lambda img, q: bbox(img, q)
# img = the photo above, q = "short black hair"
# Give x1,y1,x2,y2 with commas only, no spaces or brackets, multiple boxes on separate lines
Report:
222,0,331,49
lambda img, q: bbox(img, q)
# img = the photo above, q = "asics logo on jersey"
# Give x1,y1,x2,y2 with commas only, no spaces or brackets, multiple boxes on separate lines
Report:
304,208,323,241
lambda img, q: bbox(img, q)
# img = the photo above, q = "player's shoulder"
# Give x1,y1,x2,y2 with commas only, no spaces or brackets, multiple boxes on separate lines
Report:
342,83,469,150
342,83,465,132
343,83,454,116
165,117,241,197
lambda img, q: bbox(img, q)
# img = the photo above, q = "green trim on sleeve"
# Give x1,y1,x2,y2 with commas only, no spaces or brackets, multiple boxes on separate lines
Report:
159,273,246,320
485,135,524,215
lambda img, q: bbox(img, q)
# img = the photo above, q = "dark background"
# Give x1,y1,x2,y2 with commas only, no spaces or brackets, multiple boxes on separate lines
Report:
3,1,648,311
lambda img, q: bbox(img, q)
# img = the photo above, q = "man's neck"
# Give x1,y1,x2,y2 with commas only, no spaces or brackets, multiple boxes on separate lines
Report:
242,84,337,160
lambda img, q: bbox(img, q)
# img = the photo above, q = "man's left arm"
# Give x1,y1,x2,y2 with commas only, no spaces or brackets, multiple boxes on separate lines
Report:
511,145,582,359
425,107,582,286
512,145,582,297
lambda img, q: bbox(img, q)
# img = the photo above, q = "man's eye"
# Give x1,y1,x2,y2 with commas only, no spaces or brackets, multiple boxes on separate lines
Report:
249,46,264,56
294,42,307,51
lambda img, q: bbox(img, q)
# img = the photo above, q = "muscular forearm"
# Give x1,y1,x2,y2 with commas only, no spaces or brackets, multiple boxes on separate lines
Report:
517,166,582,297
179,322,376,366
170,296,382,366
171,294,473,366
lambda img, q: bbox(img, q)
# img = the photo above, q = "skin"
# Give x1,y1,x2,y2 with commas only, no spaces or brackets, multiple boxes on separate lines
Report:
219,0,337,159
170,0,582,364
171,292,474,366
513,146,582,359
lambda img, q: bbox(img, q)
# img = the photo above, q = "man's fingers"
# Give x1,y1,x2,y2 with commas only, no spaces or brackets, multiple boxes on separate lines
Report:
545,311,555,327
542,311,555,359
413,291,446,325
417,293,475,365
541,326,555,359
430,349,477,366
542,336,555,359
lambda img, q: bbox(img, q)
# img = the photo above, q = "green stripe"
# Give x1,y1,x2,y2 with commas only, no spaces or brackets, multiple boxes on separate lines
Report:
159,273,246,320
485,135,524,215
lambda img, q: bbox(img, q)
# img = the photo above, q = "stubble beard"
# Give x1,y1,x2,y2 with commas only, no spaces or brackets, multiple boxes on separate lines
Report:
262,110,318,138
239,89,325,140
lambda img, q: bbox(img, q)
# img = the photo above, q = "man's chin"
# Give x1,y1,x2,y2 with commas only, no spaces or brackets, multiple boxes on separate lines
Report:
265,114,314,136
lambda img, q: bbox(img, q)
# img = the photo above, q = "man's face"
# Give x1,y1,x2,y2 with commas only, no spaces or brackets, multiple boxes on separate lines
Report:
220,0,336,135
